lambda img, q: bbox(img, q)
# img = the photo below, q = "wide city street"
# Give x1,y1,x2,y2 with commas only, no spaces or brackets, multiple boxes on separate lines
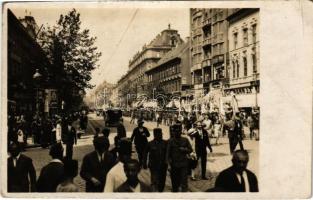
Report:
23,113,259,192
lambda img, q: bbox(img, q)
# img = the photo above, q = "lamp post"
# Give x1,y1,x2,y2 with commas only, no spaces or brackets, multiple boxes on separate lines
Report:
33,69,42,119
252,71,258,108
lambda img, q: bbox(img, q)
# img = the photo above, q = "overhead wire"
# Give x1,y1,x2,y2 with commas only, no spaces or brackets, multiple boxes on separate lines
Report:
96,9,139,81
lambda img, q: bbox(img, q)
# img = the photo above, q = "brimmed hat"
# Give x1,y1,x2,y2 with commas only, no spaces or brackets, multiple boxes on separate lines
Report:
137,119,144,124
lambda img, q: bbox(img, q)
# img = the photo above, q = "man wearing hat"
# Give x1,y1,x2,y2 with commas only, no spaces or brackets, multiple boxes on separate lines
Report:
131,119,150,167
223,109,244,154
143,128,168,192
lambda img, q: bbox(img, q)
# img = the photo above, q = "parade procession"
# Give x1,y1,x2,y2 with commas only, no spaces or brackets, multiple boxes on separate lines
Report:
6,6,260,193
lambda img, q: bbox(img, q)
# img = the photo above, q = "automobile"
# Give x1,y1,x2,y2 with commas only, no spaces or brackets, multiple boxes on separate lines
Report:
96,109,103,116
104,108,123,127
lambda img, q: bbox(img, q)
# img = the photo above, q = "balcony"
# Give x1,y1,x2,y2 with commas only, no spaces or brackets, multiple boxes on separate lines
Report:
202,18,211,27
202,58,211,68
202,37,212,47
191,63,202,72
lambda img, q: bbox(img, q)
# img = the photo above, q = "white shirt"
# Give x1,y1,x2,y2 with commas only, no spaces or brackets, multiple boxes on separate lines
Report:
56,124,62,142
104,162,126,192
236,171,250,192
130,183,141,192
17,129,24,143
13,154,21,167
50,158,63,164
203,119,212,131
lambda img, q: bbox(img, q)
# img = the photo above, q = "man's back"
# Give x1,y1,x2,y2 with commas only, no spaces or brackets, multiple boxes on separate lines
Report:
37,161,64,192
167,137,192,168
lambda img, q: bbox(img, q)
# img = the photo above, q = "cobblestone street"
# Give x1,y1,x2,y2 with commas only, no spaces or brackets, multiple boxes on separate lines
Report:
23,114,259,192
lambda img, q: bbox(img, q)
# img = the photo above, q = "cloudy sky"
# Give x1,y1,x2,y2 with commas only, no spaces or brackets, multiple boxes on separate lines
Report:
9,3,190,94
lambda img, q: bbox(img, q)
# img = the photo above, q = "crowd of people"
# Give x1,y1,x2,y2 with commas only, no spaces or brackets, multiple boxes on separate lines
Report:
7,105,259,193
7,111,89,152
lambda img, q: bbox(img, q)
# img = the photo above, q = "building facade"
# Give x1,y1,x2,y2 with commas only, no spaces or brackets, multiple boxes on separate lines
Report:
190,8,230,98
8,9,52,117
224,8,260,109
146,38,192,99
117,25,183,106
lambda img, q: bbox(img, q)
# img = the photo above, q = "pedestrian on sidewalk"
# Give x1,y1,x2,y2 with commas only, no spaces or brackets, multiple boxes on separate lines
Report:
115,159,152,192
94,127,101,138
131,119,150,167
64,119,77,160
7,142,36,192
213,150,258,192
193,121,212,180
37,143,64,192
17,125,25,151
80,136,116,192
56,159,79,192
143,128,168,192
166,124,192,192
183,125,198,181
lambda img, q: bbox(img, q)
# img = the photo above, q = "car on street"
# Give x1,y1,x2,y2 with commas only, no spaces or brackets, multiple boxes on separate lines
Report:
104,108,123,127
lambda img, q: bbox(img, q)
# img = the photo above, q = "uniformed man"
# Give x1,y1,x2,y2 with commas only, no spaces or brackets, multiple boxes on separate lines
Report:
143,128,168,192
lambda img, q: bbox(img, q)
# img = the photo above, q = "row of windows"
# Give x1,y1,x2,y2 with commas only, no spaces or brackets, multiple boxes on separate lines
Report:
233,24,257,49
148,64,181,82
161,80,181,93
232,51,257,79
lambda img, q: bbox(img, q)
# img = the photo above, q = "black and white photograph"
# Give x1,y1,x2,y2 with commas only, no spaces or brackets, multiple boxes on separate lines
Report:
2,1,312,198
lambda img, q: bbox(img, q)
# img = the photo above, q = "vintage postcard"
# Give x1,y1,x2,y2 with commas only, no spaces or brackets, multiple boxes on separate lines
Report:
1,0,312,199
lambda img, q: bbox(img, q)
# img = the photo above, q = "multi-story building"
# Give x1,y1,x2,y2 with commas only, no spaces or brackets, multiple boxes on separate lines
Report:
8,9,52,117
145,38,191,99
225,8,260,109
190,9,230,98
117,25,183,106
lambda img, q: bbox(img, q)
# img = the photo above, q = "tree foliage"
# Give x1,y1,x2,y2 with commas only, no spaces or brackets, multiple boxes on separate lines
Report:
37,9,101,112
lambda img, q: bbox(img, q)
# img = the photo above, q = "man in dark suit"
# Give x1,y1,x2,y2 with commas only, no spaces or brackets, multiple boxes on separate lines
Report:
80,136,116,192
115,159,152,192
193,121,213,180
37,143,65,192
224,110,244,154
143,128,168,192
166,124,192,192
64,120,77,160
131,119,150,167
7,142,36,192
214,150,258,192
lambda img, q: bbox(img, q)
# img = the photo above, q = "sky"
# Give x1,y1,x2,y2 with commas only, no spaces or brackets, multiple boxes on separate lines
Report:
9,3,190,95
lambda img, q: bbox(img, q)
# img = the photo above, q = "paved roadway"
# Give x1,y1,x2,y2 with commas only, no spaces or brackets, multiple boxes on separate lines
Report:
23,113,259,192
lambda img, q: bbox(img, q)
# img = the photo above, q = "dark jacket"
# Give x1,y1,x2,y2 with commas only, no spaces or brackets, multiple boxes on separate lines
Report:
115,181,152,192
193,128,212,155
143,139,168,170
131,127,150,149
166,137,192,168
214,166,258,192
64,126,77,145
8,154,36,192
80,151,116,192
36,161,64,192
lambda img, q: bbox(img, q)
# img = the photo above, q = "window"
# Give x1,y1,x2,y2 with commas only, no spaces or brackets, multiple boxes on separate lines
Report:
252,24,257,43
234,33,238,49
236,60,240,78
243,56,247,76
252,48,257,73
232,61,236,78
243,29,248,46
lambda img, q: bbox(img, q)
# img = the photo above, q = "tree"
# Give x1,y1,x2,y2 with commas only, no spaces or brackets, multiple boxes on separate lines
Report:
37,9,101,112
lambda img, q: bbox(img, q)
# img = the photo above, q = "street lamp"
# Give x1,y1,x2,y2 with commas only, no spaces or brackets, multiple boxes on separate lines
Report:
252,71,258,108
33,69,42,118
